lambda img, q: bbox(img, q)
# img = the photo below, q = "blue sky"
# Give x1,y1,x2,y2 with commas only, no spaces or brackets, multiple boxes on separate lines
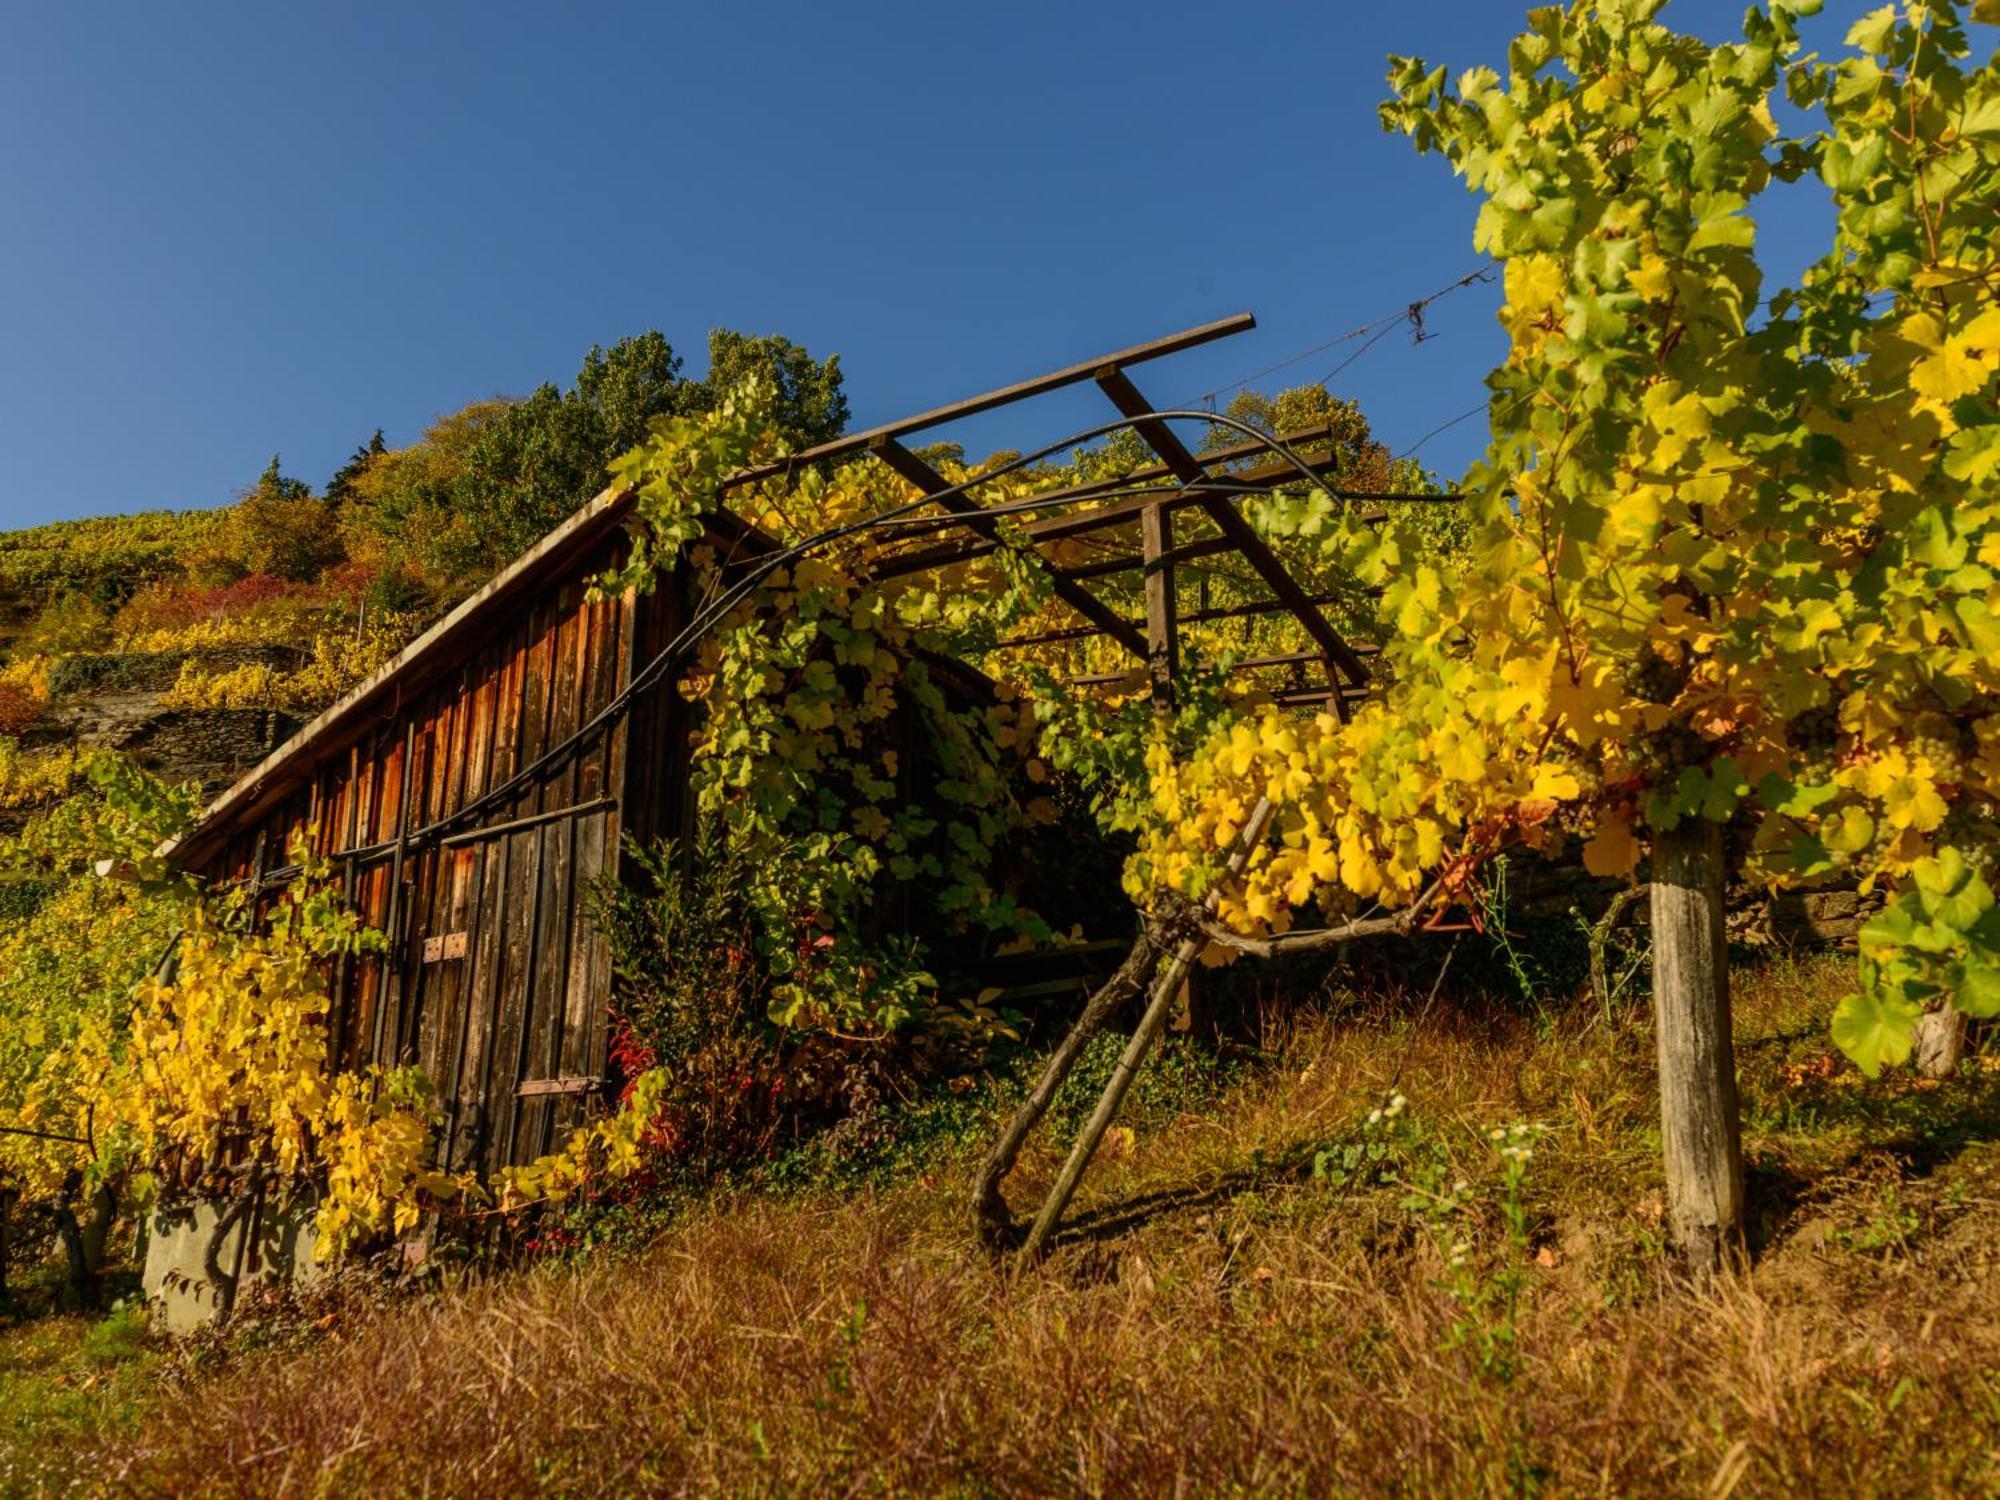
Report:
0,0,1869,530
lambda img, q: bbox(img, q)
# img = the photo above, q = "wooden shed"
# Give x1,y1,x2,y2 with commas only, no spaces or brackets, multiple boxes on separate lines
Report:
164,313,1385,1179
161,484,707,1177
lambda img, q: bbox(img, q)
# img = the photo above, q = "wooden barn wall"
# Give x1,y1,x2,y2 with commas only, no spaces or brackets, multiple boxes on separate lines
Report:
195,537,698,1180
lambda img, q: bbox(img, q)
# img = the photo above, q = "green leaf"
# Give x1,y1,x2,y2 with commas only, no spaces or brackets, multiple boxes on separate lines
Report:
1689,212,1756,253
1845,6,1898,53
1955,959,2000,1019
1956,91,2000,141
1859,902,1916,952
1915,849,1993,931
1759,773,1838,817
1831,987,1922,1077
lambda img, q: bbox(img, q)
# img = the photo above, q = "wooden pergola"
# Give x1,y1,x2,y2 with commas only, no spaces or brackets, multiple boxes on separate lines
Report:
713,312,1404,719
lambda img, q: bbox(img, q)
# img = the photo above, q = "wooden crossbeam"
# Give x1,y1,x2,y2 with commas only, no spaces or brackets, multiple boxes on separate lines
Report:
866,447,1366,583
1068,645,1379,687
997,591,1360,650
870,436,1150,662
1093,366,1371,690
1059,535,1235,581
719,312,1257,492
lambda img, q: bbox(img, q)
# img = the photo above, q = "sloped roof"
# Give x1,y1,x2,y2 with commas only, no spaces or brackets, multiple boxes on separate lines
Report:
162,481,642,870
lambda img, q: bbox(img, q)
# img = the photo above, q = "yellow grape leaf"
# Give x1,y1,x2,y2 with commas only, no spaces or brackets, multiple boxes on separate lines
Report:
1504,254,1566,319
1583,817,1640,877
1531,767,1582,801
1911,339,1992,403
1824,805,1876,854
1627,250,1673,302
1881,775,1948,832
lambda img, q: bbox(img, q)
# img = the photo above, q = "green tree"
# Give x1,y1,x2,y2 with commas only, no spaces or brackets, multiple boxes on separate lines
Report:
325,428,387,505
342,330,846,599
695,330,847,451
235,455,345,582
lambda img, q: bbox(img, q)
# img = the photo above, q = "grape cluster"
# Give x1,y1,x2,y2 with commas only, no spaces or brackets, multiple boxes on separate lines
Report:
1632,720,1710,780
1628,648,1685,705
1937,805,1997,864
1907,717,1972,775
1786,703,1841,755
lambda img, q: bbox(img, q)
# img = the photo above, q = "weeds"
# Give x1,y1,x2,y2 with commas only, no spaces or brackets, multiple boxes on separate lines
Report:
3,951,1995,1496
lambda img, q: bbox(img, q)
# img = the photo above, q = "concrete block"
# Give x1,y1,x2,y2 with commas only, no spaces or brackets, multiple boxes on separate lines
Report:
141,1191,320,1333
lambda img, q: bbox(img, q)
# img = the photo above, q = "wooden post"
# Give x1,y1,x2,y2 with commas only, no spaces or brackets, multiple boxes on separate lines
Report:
1140,503,1178,711
1913,1008,1967,1079
970,927,1172,1250
1650,817,1743,1277
1018,914,1203,1263
1140,501,1195,1031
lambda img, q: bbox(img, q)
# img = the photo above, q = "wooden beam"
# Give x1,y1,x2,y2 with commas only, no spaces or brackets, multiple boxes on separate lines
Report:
1059,535,1235,582
866,450,1366,583
870,438,1150,662
995,591,1366,650
1093,367,1372,688
1068,646,1379,687
719,313,1257,491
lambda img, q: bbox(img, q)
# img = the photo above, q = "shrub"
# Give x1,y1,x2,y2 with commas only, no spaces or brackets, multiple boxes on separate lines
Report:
0,683,40,737
588,838,971,1193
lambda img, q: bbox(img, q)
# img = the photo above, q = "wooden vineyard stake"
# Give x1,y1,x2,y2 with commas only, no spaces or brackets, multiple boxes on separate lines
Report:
1649,817,1743,1278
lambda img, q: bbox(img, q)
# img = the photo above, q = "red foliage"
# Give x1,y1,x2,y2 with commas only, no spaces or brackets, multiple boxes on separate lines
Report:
0,682,40,735
606,1013,659,1105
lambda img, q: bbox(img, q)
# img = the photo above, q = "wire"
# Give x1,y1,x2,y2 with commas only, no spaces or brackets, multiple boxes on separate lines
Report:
1395,402,1489,460
1179,266,1496,409
1318,321,1400,390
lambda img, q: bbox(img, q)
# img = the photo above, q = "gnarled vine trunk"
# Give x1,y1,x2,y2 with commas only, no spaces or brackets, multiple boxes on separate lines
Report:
970,924,1169,1251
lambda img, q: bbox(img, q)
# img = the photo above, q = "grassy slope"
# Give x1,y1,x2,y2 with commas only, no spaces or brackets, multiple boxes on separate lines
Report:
12,951,2000,1497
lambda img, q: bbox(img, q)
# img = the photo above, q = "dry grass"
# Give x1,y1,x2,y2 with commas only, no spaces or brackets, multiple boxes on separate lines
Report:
90,954,2000,1496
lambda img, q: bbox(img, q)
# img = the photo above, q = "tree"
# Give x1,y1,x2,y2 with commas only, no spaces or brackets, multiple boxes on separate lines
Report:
340,330,847,598
235,454,346,582
695,330,847,452
1201,385,1391,489
325,428,386,505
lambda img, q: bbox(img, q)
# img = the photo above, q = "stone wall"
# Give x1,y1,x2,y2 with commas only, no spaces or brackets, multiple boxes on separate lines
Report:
19,646,302,800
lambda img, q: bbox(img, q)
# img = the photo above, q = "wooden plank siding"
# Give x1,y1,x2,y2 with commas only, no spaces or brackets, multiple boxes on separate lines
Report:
179,528,695,1182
